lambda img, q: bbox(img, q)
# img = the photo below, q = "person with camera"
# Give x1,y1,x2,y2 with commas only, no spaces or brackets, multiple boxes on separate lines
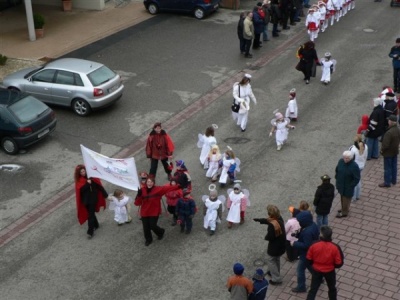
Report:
285,206,301,262
306,226,344,300
291,210,319,293
253,205,286,285
388,38,400,93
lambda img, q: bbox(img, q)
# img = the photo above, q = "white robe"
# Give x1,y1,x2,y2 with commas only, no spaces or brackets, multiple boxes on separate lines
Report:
219,157,235,184
206,153,221,178
203,198,222,230
226,191,244,223
285,98,298,119
321,59,334,82
109,195,131,224
198,135,217,165
274,120,290,145
232,82,257,130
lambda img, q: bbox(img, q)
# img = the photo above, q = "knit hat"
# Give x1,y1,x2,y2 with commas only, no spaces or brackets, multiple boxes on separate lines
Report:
388,115,397,122
386,92,395,99
176,160,186,169
253,269,265,280
233,263,244,275
257,1,262,6
234,183,241,190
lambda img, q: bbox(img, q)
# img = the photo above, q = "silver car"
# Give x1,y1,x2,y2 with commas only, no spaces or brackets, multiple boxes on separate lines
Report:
3,58,124,116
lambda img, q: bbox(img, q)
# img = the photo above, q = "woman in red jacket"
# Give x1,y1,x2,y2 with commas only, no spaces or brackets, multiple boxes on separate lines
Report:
134,177,180,246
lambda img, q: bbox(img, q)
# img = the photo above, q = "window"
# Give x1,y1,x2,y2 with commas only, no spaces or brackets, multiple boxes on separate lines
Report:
55,70,75,86
9,96,48,123
32,69,56,83
87,66,116,87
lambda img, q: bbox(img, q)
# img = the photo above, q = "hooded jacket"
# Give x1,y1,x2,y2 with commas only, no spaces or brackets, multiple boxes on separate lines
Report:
366,105,385,138
313,182,335,215
357,114,369,135
335,158,360,197
293,211,319,259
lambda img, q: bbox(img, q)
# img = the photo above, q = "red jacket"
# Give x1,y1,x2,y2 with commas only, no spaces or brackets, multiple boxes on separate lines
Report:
306,240,344,273
357,114,369,134
134,185,180,217
164,185,183,206
145,130,175,160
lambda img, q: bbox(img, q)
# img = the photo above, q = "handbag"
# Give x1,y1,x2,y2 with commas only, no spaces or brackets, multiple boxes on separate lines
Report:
295,61,302,71
231,85,240,113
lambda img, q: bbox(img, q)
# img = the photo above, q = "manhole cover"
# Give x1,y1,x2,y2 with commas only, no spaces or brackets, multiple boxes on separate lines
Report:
253,258,266,267
363,29,374,33
223,137,251,144
0,164,23,172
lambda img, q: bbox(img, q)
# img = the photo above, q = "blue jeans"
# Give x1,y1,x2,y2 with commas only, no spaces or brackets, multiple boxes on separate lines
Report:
262,24,269,41
296,257,313,291
316,214,328,229
353,168,363,199
366,137,379,159
384,156,398,186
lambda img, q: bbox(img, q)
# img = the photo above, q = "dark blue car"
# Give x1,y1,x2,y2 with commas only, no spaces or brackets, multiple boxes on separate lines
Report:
144,0,219,19
0,88,57,154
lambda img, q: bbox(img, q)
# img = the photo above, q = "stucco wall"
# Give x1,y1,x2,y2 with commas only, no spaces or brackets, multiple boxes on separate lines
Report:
33,0,105,10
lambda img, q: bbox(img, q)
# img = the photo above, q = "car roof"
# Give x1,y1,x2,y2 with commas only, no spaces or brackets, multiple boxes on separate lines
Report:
44,58,104,74
0,88,22,106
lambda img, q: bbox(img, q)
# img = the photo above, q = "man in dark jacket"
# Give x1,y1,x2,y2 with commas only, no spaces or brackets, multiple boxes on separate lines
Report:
270,0,281,37
366,97,385,160
306,226,344,300
252,6,264,49
313,174,335,229
383,92,398,131
237,11,246,54
388,37,400,93
291,210,319,293
279,0,291,30
254,205,286,285
335,151,360,218
379,115,400,188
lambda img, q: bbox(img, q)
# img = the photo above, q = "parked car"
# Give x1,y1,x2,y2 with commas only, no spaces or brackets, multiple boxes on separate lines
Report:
3,58,124,117
0,88,57,154
144,0,219,19
390,0,400,6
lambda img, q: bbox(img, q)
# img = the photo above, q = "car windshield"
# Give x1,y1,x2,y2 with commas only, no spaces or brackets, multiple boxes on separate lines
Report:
9,95,49,123
24,67,44,79
87,66,116,86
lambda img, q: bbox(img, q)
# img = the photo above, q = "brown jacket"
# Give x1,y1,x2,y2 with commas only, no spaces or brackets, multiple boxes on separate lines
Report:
381,124,400,157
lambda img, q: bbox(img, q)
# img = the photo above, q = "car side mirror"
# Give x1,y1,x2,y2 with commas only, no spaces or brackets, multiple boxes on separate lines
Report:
28,77,32,82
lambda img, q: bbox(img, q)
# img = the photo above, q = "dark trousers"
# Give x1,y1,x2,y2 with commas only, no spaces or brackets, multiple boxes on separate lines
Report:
244,38,252,55
141,216,164,243
281,10,289,28
303,62,313,80
285,240,299,261
85,203,99,235
272,23,279,36
289,8,296,23
384,156,398,186
393,67,400,91
306,270,337,300
239,37,246,53
167,205,178,221
253,33,261,48
149,158,171,177
179,215,193,231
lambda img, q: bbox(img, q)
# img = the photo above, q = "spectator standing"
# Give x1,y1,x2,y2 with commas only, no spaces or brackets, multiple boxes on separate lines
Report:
280,0,291,30
270,0,281,37
237,12,246,55
349,135,368,201
291,210,319,293
243,12,255,58
249,269,269,300
357,114,369,141
226,263,253,300
146,122,175,179
285,206,301,262
335,151,360,218
261,0,271,41
253,205,286,286
383,92,398,131
252,4,265,49
379,115,400,188
388,38,400,93
366,98,385,160
306,226,344,300
313,175,335,228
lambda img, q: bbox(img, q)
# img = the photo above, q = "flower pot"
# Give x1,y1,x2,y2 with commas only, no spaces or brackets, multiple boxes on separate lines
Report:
35,28,44,38
62,0,72,11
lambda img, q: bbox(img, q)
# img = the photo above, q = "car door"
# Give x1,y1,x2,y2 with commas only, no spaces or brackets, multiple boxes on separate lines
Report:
25,69,56,103
171,0,194,11
0,108,16,138
51,70,79,106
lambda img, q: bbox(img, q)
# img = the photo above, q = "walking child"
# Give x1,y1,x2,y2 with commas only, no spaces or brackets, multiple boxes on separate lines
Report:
219,148,241,187
320,52,336,85
269,112,295,151
108,189,132,225
285,88,298,122
226,183,250,228
176,190,197,234
206,144,222,182
202,185,226,235
305,9,319,41
164,178,183,226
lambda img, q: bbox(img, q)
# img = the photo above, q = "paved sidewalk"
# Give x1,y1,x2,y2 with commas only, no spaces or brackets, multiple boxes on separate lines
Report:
0,1,152,60
266,157,400,299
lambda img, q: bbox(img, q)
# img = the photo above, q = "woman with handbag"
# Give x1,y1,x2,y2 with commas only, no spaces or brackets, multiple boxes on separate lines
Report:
297,40,320,84
232,74,257,132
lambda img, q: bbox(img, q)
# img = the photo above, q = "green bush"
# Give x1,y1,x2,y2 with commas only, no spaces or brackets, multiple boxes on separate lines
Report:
0,54,7,66
33,13,45,29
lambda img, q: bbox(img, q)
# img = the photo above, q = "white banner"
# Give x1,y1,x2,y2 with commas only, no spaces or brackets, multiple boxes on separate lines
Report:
80,145,140,191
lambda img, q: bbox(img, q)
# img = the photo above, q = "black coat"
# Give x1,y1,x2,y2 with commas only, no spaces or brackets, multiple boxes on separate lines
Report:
262,217,286,257
80,180,108,207
237,16,244,39
313,182,335,215
366,105,385,138
383,99,398,130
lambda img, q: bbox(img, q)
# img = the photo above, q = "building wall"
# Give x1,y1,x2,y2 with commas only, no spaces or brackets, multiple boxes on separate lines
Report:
33,0,105,10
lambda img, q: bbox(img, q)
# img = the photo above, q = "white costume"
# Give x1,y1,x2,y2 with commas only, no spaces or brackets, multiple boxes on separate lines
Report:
206,151,222,179
202,195,225,231
285,98,298,119
219,156,240,184
197,134,217,167
305,12,319,42
320,55,337,84
226,188,250,224
317,3,327,32
109,195,132,224
232,81,257,131
270,113,294,150
326,0,335,26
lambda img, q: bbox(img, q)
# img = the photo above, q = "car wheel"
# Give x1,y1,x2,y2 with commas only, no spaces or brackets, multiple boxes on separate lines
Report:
72,99,91,117
1,137,19,155
148,3,159,14
8,87,20,92
194,7,205,19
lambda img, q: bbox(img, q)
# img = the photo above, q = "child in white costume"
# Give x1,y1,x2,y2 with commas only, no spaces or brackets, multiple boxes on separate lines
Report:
305,9,319,42
219,149,241,187
269,112,295,151
285,88,298,122
326,0,335,26
206,144,222,181
317,1,327,32
226,183,250,228
320,52,337,85
197,125,217,169
202,186,226,235
232,73,257,132
108,189,132,225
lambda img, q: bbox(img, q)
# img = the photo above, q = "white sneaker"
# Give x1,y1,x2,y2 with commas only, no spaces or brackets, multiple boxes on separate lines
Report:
277,145,282,151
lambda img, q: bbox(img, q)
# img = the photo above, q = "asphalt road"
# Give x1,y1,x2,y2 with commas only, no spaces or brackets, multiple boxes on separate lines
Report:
0,2,399,299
